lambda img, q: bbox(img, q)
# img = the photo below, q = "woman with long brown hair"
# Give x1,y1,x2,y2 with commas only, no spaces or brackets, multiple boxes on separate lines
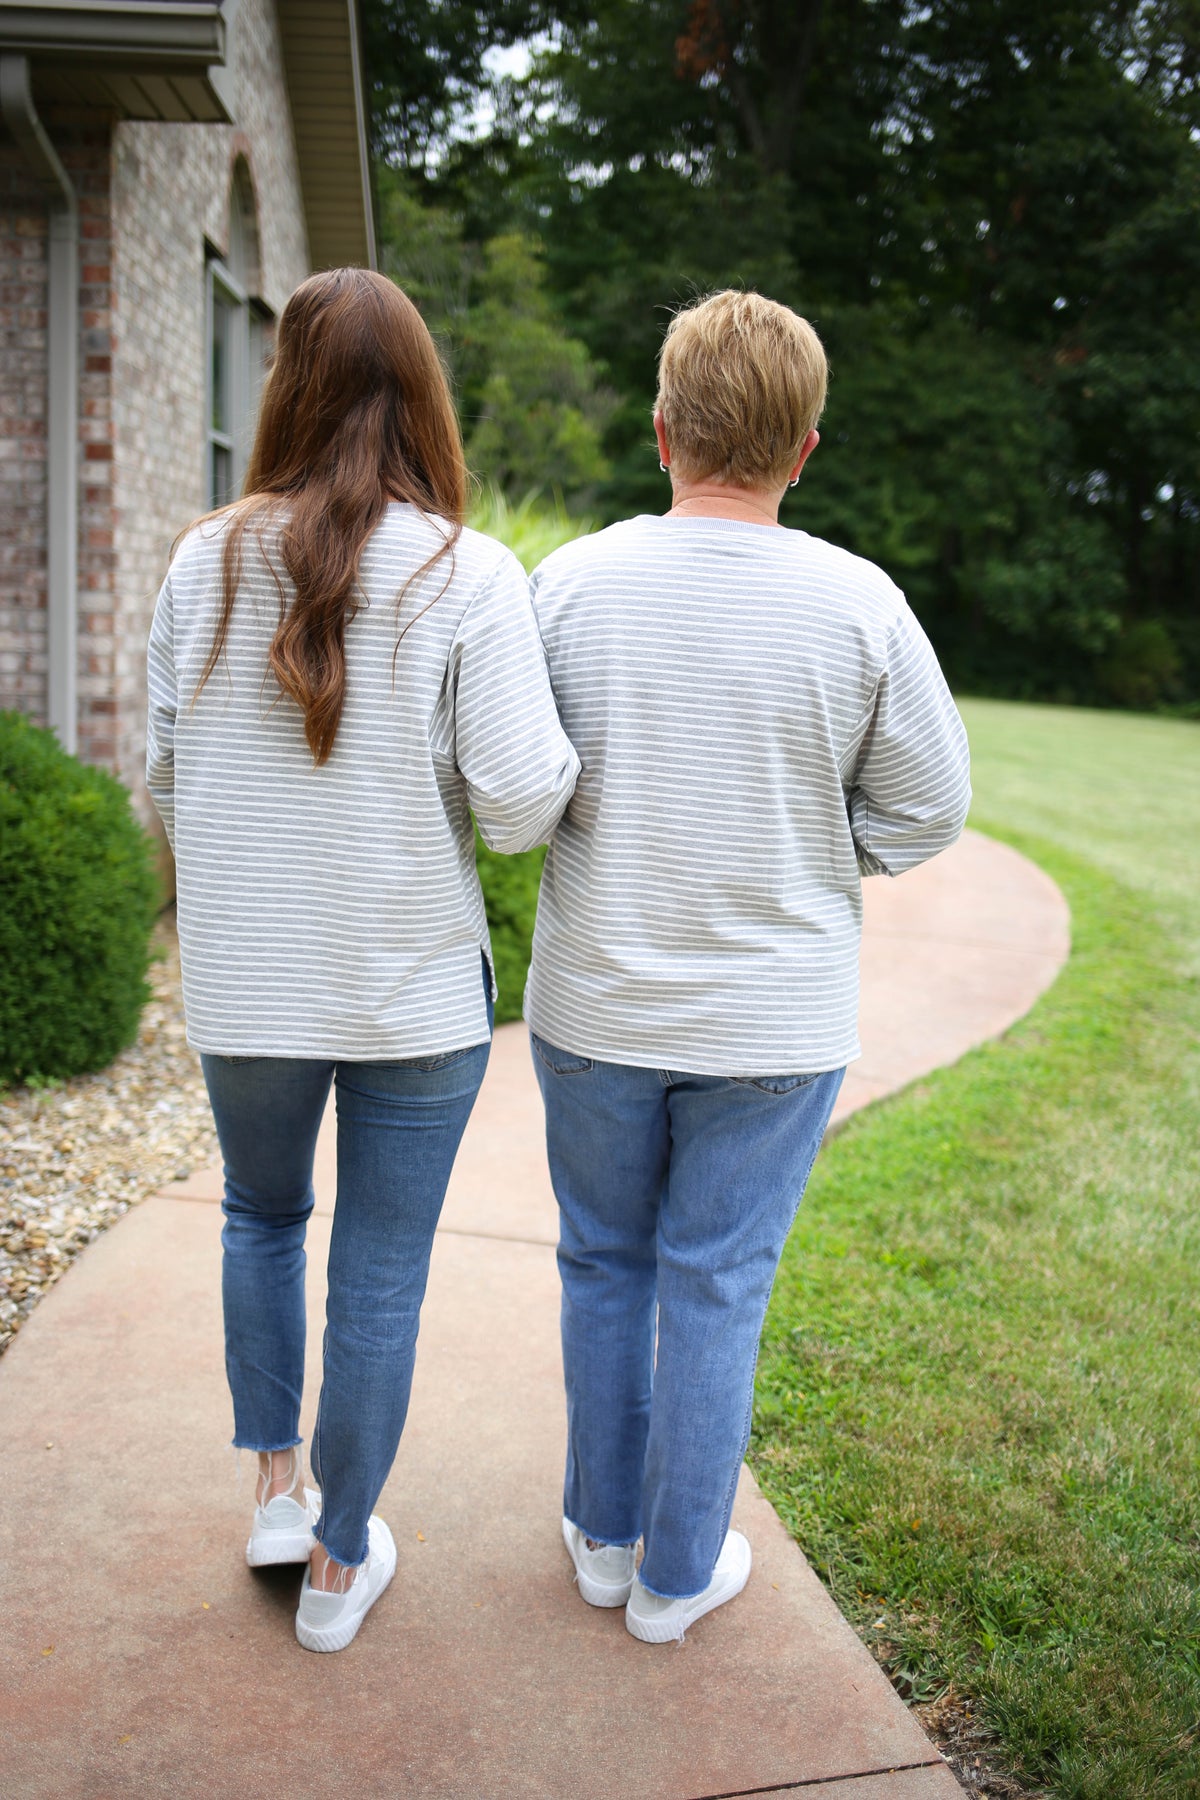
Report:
146,268,578,1652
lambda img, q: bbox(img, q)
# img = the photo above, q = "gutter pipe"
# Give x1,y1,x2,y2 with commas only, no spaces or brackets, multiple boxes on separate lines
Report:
1,53,77,753
344,0,377,269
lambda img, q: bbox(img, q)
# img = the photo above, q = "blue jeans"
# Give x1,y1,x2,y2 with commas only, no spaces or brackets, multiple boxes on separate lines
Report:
201,974,491,1569
531,1034,843,1600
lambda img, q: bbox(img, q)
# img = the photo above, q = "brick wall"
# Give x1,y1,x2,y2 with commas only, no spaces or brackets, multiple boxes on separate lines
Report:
113,0,310,819
0,153,48,723
75,119,118,772
0,0,311,828
0,117,115,742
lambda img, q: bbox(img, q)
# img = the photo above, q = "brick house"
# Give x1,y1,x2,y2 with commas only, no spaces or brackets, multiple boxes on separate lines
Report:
0,0,375,843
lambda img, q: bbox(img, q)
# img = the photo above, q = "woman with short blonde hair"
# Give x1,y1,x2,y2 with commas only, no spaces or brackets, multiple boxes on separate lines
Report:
528,288,970,1643
656,288,828,488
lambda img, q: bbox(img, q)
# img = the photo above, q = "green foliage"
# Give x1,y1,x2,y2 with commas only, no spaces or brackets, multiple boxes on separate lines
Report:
362,0,1200,706
378,170,611,502
751,700,1200,1797
462,233,613,493
468,487,595,572
467,490,593,1020
789,307,1129,691
0,712,160,1087
475,833,544,1025
1095,618,1185,710
363,0,550,171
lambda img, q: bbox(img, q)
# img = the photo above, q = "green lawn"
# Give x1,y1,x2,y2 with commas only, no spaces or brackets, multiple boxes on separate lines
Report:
751,699,1200,1799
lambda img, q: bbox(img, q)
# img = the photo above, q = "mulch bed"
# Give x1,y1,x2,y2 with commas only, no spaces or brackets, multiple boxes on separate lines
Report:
0,914,217,1356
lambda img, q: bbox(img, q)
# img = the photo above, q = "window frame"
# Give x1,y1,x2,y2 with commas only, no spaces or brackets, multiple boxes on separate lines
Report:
204,248,273,511
205,253,248,510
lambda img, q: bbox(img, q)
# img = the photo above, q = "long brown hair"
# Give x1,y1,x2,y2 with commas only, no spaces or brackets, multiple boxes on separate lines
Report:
191,268,467,764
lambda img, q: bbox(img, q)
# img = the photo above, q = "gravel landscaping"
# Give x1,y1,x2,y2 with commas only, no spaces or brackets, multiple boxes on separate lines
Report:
0,912,216,1355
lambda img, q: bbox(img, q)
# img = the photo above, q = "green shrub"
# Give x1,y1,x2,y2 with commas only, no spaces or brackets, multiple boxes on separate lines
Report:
477,832,544,1025
0,712,160,1086
1095,618,1183,710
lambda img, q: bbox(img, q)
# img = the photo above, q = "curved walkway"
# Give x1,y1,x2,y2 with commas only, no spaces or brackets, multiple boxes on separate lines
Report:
0,830,1068,1800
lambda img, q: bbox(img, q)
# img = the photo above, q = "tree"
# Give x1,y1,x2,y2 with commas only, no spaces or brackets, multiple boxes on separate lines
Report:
362,0,1200,703
377,169,611,500
364,0,551,171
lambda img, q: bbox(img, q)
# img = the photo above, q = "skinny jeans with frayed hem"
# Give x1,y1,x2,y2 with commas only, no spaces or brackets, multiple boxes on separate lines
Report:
202,971,491,1568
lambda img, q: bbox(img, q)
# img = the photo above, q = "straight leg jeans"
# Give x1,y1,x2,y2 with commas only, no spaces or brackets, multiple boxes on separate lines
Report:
531,1033,843,1600
202,994,490,1568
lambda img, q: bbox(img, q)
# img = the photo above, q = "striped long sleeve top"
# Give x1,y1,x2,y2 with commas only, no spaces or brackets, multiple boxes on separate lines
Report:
147,504,580,1059
525,514,970,1076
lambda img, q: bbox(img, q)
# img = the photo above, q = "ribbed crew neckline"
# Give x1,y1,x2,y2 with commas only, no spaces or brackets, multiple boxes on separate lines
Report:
643,512,799,536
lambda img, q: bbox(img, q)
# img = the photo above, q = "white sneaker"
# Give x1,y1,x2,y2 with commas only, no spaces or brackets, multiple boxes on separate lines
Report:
562,1517,638,1607
295,1515,397,1653
625,1530,752,1643
246,1485,322,1568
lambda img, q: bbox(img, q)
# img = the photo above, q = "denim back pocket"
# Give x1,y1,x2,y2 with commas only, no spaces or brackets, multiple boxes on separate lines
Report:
732,1070,824,1096
530,1032,594,1076
400,1045,477,1073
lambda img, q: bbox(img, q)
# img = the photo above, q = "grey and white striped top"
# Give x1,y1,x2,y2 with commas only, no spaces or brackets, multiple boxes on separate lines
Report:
147,504,579,1058
525,514,971,1075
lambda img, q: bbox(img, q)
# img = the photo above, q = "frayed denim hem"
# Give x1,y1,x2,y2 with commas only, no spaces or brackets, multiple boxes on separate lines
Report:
564,1510,639,1551
313,1528,368,1572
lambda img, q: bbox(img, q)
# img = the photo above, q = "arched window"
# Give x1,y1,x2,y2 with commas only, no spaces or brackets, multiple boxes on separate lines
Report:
206,162,271,508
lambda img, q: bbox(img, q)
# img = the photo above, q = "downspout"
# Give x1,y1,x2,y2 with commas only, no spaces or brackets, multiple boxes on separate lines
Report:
0,55,78,753
345,0,377,269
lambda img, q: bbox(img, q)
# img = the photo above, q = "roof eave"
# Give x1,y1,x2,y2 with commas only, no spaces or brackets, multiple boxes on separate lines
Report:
0,1,233,122
276,0,376,272
0,2,226,68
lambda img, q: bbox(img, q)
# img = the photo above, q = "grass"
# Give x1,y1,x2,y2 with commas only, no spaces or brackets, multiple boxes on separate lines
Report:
750,699,1200,1799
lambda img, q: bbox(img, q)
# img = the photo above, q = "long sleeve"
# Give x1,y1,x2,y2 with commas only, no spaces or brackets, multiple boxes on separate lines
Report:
449,555,581,854
847,606,971,877
145,572,177,849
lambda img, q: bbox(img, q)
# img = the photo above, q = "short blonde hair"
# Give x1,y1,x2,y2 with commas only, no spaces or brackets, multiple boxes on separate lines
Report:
656,290,828,489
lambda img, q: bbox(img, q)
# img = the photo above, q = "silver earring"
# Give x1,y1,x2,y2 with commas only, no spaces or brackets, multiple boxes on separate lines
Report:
789,475,800,488
659,461,669,473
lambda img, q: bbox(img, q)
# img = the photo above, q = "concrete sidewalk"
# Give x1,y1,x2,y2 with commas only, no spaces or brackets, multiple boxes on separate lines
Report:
0,830,1068,1800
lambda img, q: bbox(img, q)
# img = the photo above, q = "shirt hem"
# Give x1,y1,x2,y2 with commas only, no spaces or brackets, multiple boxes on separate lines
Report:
186,1033,494,1061
523,1011,860,1078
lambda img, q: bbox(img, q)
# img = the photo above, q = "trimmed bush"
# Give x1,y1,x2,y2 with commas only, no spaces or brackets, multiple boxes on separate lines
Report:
476,832,544,1025
0,712,160,1086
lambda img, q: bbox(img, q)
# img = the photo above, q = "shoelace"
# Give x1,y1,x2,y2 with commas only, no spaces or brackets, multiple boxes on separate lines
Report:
257,1443,305,1511
310,1551,364,1598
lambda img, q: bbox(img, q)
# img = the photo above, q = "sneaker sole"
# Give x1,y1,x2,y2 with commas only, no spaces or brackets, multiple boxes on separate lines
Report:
561,1517,635,1608
295,1588,391,1653
625,1536,752,1643
295,1539,397,1653
246,1529,314,1567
